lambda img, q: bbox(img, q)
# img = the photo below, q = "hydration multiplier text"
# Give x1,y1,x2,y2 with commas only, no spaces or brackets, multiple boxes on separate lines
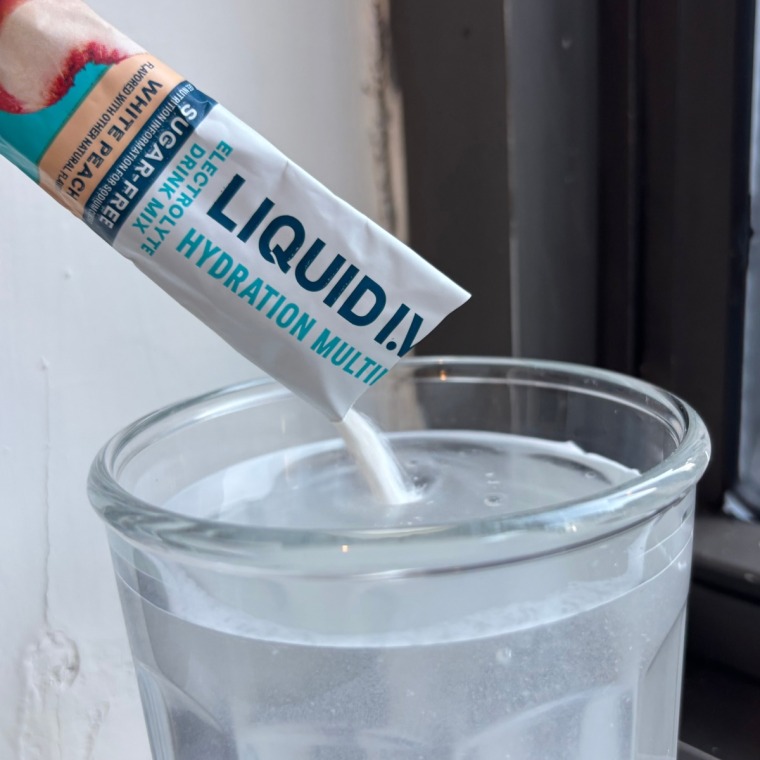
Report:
176,230,390,386
204,173,424,358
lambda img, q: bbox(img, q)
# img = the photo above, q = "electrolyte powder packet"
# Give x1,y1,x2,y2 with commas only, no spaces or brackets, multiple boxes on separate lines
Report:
0,0,470,419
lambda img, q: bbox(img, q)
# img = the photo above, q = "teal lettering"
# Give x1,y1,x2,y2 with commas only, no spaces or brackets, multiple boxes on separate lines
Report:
290,313,316,342
223,264,249,292
196,240,221,268
275,303,299,328
310,328,341,358
208,252,234,279
239,277,264,305
177,228,204,259
330,343,356,367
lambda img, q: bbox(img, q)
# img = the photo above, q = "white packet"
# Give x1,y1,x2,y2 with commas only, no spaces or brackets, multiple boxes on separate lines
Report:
0,0,469,419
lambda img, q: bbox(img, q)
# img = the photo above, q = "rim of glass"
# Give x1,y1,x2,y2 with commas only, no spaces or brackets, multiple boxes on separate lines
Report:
88,356,710,563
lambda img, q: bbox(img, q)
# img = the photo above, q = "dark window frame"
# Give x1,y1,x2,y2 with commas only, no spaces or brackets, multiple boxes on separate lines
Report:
390,1,760,756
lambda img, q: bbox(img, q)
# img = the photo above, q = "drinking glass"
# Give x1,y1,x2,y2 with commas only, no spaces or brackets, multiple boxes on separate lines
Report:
88,357,710,760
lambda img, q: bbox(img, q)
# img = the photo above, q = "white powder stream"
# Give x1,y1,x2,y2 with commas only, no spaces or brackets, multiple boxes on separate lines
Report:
333,408,416,505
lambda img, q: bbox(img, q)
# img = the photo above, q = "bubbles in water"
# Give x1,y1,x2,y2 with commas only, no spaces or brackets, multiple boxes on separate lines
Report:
496,647,512,665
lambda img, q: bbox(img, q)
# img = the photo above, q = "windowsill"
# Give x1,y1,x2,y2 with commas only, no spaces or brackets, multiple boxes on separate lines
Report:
692,512,760,602
679,741,722,760
679,511,760,759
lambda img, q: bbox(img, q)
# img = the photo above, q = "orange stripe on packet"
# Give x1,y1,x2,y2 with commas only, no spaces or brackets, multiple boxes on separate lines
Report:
39,53,184,216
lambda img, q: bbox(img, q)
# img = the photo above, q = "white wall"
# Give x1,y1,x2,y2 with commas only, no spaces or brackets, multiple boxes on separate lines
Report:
0,1,386,756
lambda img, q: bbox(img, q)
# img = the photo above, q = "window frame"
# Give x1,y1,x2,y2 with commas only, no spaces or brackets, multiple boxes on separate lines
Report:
390,1,760,756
